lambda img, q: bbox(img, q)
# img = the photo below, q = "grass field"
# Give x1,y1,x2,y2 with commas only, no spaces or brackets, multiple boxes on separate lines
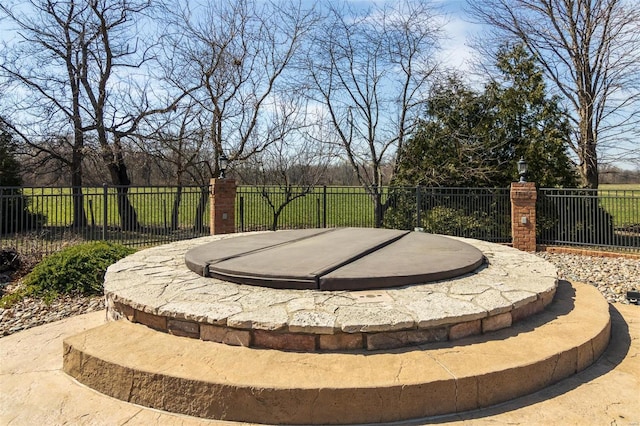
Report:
14,186,377,230
236,186,378,231
18,186,209,229
601,184,640,191
591,185,640,228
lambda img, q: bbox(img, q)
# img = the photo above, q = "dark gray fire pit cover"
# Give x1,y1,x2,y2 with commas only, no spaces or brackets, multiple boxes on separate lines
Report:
185,228,485,291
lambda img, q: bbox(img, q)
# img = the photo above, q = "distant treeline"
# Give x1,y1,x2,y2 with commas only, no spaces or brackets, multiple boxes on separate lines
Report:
17,144,637,188
599,166,640,185
17,146,389,188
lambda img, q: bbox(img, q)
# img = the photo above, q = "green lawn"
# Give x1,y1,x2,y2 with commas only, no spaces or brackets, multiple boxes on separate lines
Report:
236,186,377,231
598,185,640,228
600,184,640,191
20,186,209,229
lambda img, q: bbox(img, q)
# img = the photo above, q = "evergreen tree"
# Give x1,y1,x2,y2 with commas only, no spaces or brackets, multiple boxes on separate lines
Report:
485,44,578,187
394,74,496,187
0,123,22,187
0,121,42,234
393,44,578,188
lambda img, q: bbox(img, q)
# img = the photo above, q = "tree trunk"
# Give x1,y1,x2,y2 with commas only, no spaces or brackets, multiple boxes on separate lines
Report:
104,136,140,231
193,185,209,233
370,183,389,229
579,102,599,189
581,137,599,189
271,211,281,231
70,148,87,229
171,185,183,231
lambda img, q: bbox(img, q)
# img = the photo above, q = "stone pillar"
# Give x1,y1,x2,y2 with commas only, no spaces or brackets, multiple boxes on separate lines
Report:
510,182,537,252
210,178,236,235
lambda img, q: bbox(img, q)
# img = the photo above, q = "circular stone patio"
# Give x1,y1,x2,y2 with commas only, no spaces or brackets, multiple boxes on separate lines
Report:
105,230,558,352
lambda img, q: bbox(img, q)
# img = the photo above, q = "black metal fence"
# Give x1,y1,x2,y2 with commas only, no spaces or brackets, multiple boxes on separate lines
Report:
538,188,640,251
0,185,210,256
385,187,511,242
236,186,379,231
236,186,512,243
3,184,639,257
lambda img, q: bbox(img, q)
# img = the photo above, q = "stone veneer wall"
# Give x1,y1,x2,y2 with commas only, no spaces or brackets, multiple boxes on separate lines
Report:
107,288,555,352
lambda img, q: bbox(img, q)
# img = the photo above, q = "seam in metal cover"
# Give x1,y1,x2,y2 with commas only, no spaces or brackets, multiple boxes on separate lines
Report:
185,228,484,291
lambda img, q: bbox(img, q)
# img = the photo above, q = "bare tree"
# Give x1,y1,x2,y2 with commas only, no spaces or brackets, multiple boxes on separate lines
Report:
237,96,334,231
162,0,318,178
136,100,214,231
468,0,640,188
0,1,99,226
0,0,195,229
306,1,443,227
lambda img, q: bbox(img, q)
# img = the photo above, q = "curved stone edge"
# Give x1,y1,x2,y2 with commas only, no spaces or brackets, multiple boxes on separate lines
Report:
105,287,556,351
104,233,558,351
64,281,611,425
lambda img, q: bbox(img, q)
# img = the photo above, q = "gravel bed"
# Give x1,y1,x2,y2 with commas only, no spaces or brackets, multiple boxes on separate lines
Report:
1,252,638,339
0,295,104,337
536,252,640,305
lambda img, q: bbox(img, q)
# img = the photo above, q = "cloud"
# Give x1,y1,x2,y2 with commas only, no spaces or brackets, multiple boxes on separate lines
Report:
438,14,478,73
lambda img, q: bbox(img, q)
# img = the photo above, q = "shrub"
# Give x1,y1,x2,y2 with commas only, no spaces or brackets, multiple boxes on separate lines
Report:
18,242,134,302
383,187,417,230
420,206,503,239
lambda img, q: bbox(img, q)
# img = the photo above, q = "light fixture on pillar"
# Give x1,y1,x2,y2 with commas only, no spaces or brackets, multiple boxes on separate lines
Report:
517,157,528,183
219,153,229,179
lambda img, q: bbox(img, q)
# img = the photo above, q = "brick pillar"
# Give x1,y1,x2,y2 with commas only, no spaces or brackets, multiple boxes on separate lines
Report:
210,178,236,235
510,182,537,252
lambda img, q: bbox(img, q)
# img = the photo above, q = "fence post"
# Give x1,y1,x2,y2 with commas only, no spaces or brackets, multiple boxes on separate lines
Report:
210,178,237,235
322,185,327,228
0,187,3,234
239,196,245,232
415,186,421,229
510,182,537,251
102,184,108,241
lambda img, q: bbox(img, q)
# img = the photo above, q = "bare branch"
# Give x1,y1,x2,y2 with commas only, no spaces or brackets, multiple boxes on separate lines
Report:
306,0,444,225
469,0,640,187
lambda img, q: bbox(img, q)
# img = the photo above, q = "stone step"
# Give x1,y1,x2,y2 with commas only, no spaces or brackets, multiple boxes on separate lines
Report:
63,281,610,425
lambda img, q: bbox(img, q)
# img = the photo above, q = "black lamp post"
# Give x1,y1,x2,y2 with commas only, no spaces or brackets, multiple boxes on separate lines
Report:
517,157,528,183
219,153,229,178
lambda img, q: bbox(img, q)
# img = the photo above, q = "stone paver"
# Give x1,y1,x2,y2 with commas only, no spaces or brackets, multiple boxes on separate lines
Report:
64,281,611,424
1,295,638,425
105,233,558,350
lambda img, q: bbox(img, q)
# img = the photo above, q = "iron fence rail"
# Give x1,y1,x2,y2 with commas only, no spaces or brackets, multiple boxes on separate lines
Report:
1,185,210,256
236,186,512,242
387,187,511,242
2,185,639,257
538,188,640,251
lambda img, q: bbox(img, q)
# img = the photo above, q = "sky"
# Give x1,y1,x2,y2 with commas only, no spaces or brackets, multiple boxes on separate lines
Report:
343,0,480,73
1,0,637,171
435,0,479,73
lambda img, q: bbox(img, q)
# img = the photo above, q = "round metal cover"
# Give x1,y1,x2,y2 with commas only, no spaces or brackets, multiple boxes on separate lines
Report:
185,228,485,291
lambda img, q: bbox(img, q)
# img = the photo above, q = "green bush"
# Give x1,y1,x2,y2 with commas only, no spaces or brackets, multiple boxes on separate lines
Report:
383,187,417,230
18,242,134,302
420,206,498,238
